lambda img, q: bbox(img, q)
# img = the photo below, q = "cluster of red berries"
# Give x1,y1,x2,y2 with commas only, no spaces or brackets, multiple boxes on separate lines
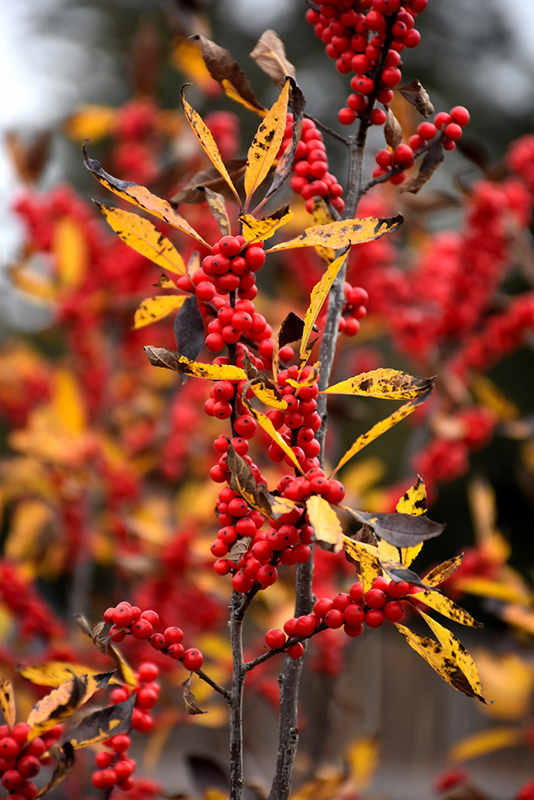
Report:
338,283,369,336
0,564,63,641
306,0,427,128
263,577,409,659
0,721,62,798
282,115,345,214
373,105,470,185
103,603,204,671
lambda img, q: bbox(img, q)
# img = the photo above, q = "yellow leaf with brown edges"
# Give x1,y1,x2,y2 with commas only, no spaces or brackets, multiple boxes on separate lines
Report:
449,727,525,763
26,673,113,740
144,347,246,381
240,206,293,243
306,496,344,552
300,246,349,363
342,536,382,594
53,217,88,288
0,680,16,728
82,144,209,246
133,295,187,329
98,204,187,275
330,386,434,477
323,369,434,400
249,382,288,410
180,89,241,207
267,214,403,252
244,79,290,203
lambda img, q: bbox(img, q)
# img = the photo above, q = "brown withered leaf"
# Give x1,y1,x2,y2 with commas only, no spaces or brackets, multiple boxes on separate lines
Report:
227,444,261,507
37,742,74,797
6,131,51,184
384,107,403,150
190,35,265,115
171,159,247,205
250,29,296,89
62,695,135,749
182,675,207,715
398,80,434,117
153,273,176,289
75,615,108,654
401,138,444,194
279,311,305,347
226,537,252,565
203,188,230,235
241,353,284,403
144,346,183,373
345,508,444,548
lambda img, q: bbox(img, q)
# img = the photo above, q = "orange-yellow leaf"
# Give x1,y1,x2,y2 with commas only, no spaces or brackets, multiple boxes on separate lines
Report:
454,577,530,605
53,217,88,288
64,105,117,142
306,496,344,552
300,246,349,363
345,737,379,792
267,214,403,252
98,203,187,275
240,206,293,243
330,387,434,477
82,144,208,246
133,295,187,329
449,727,525,763
9,264,56,302
180,88,241,207
52,369,86,436
0,680,16,729
249,382,288,410
5,499,51,563
18,662,113,688
26,673,112,740
170,38,216,92
244,79,290,203
323,369,434,400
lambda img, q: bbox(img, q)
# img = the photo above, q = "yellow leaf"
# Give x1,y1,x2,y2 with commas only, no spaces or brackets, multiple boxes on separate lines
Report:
241,396,304,473
324,368,434,400
378,537,400,566
423,555,464,587
9,264,56,302
473,650,534,720
144,347,247,381
52,369,86,436
342,536,382,594
240,206,293,243
5,499,51,563
64,104,117,142
419,611,488,702
0,680,16,728
454,577,530,605
244,79,290,204
400,541,423,568
18,662,113,688
411,590,482,628
396,476,427,515
180,89,241,207
345,737,379,792
267,214,403,252
449,727,524,763
108,645,137,688
98,204,187,275
220,79,267,116
170,38,216,91
53,217,88,288
306,496,344,552
471,373,518,421
133,295,187,329
330,387,434,477
26,673,112,740
82,144,209,246
249,382,288,410
300,247,349,364
496,603,534,636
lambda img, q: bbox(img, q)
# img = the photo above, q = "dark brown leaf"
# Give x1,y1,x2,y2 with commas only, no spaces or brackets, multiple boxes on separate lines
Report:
278,311,306,348
61,695,136,749
384,107,403,150
37,743,74,797
74,615,108,655
6,132,51,184
401,138,445,194
250,29,296,89
174,296,205,362
182,675,207,715
226,537,253,565
190,35,265,114
171,160,247,205
345,508,444,548
241,353,284,404
398,80,434,117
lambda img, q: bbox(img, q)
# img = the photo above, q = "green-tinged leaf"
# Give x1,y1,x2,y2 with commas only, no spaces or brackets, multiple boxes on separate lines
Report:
17,663,114,688
242,395,304,473
423,555,464,587
203,188,230,235
0,680,16,728
190,35,266,116
37,742,74,797
82,144,208,246
97,203,187,275
411,590,483,628
396,476,427,515
330,386,434,476
267,214,403,252
180,88,242,207
343,507,444,548
449,727,525,763
244,79,290,203
240,206,293,243
306,496,344,552
419,611,489,702
62,695,135,749
144,347,247,381
323,369,434,400
133,295,187,329
273,312,305,383
300,246,349,364
342,536,382,594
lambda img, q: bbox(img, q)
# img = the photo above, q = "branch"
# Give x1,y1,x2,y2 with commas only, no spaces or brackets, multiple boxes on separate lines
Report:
229,591,246,800
196,667,231,701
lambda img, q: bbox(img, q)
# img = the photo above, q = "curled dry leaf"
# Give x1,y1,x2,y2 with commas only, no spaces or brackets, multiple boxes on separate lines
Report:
250,29,296,89
401,138,445,194
182,675,207,715
384,108,403,150
398,80,434,117
171,160,247,205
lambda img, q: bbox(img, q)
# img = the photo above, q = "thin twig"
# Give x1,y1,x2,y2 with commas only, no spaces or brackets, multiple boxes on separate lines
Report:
196,668,232,701
303,113,351,145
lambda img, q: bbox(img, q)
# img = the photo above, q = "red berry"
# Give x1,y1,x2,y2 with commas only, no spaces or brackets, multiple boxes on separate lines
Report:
140,609,159,627
218,236,241,257
2,770,22,791
257,565,278,587
164,626,184,644
344,604,365,627
182,648,204,671
265,629,286,650
168,643,185,659
365,609,385,628
11,724,30,745
130,618,153,639
138,662,159,683
443,122,463,141
450,105,470,126
324,609,344,629
108,734,130,753
365,588,387,609
338,107,356,126
18,756,41,779
0,737,20,759
287,642,305,659
383,600,405,622
313,597,333,619
92,770,117,790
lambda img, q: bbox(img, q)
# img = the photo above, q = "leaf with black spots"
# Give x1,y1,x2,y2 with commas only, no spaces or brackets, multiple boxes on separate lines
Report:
174,296,205,362
190,35,266,116
182,675,207,715
0,680,15,728
401,138,444,194
62,695,135,749
241,356,287,410
134,295,187,329
398,80,434,117
244,80,290,204
37,742,74,797
144,347,247,381
240,205,293,244
268,215,403,252
323,369,434,400
27,672,112,740
344,508,444,548
265,80,306,200
273,311,305,381
396,476,427,515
